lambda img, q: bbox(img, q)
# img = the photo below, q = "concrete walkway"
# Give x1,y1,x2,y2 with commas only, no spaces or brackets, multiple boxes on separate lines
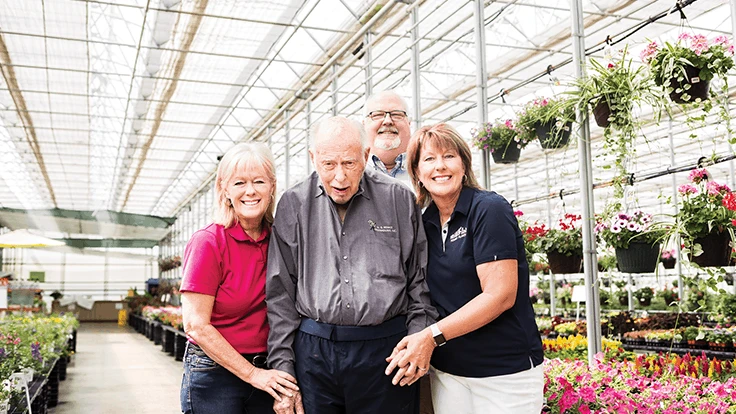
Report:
49,322,183,414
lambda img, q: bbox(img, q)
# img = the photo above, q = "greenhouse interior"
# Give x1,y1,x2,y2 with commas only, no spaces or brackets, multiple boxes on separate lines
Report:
3,0,736,412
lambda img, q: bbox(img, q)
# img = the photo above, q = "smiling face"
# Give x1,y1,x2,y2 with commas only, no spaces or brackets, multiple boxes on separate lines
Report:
310,119,369,205
222,162,275,226
363,92,411,167
416,141,465,203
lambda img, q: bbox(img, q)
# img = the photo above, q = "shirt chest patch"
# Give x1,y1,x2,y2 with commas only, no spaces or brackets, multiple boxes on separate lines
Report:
449,226,467,243
368,220,396,233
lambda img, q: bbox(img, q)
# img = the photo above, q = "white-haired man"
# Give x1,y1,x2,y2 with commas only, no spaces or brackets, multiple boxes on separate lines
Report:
363,91,413,187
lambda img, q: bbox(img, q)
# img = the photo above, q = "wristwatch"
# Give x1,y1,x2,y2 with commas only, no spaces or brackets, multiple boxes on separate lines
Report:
430,323,446,347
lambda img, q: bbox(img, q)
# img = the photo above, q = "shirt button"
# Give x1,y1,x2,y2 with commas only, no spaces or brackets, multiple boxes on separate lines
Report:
342,231,346,236
345,279,349,283
343,255,348,260
346,304,351,309
443,229,447,234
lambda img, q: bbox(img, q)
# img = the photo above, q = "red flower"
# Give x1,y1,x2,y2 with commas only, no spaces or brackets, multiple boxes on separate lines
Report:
723,192,736,211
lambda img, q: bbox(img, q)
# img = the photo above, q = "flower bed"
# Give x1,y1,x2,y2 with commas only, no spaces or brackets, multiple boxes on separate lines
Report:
0,314,78,405
544,354,736,413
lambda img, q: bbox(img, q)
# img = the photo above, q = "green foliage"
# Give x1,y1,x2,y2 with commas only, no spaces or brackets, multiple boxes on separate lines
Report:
596,210,663,249
471,119,534,152
535,214,583,257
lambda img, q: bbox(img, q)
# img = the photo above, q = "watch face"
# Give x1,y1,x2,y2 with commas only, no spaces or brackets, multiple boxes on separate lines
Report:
434,333,446,346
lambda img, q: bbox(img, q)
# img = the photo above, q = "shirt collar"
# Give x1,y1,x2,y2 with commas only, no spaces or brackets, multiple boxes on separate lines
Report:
370,153,406,176
423,186,475,228
225,222,271,243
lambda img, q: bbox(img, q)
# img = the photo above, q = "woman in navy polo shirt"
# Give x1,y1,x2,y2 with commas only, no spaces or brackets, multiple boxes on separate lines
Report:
392,123,543,413
180,143,300,414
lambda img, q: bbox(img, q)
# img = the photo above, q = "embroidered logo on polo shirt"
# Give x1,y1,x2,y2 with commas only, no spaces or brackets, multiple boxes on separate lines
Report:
450,226,467,243
368,220,396,233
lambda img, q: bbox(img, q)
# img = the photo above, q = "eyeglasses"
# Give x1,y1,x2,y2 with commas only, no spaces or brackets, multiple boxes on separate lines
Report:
366,110,407,122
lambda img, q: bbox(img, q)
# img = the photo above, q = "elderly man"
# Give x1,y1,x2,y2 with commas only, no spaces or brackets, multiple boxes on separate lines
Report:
267,116,437,414
363,90,413,186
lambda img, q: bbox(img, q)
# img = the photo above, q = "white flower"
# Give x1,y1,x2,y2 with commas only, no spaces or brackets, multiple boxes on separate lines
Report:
611,225,622,233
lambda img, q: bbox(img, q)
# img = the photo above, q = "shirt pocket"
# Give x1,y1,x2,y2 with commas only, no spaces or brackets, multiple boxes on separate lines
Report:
366,234,403,279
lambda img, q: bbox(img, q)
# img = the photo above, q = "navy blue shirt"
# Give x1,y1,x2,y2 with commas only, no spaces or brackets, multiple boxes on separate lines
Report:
424,187,543,378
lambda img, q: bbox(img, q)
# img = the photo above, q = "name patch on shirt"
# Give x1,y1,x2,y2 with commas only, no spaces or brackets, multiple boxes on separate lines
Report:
450,226,467,243
368,220,396,233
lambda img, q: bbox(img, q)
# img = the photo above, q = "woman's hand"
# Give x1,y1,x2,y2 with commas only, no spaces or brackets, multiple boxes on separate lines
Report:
248,368,300,401
385,328,435,386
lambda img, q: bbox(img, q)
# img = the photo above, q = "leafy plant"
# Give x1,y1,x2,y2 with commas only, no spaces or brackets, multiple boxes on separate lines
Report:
470,119,533,154
562,48,663,194
533,214,583,257
633,286,654,303
595,210,662,249
515,96,575,146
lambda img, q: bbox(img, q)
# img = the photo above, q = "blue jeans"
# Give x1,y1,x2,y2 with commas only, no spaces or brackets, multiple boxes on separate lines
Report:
180,343,274,414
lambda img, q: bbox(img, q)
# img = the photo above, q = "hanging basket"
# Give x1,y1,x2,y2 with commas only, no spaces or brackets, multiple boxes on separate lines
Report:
491,141,521,164
661,257,676,269
690,231,732,267
546,250,582,274
534,120,572,149
615,242,660,274
668,65,710,104
592,100,612,128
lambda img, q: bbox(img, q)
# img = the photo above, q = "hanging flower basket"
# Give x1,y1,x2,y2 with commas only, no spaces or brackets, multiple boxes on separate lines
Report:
669,65,710,104
592,100,612,128
615,242,660,273
661,257,676,269
690,231,731,267
491,141,521,164
534,120,572,149
546,250,582,274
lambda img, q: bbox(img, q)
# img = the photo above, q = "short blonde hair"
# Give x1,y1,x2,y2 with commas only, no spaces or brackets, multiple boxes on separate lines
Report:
213,142,277,228
406,123,481,208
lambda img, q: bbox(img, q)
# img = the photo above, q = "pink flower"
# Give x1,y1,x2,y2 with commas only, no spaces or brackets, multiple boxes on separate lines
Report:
678,184,697,195
513,210,523,217
640,41,659,63
678,33,692,41
688,168,710,184
714,35,730,46
607,62,615,69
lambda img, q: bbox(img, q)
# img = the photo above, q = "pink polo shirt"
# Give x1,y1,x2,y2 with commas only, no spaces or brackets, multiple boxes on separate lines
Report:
180,223,270,354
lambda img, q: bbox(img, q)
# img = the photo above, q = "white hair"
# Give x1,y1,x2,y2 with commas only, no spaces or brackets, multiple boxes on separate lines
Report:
363,90,411,118
310,116,367,151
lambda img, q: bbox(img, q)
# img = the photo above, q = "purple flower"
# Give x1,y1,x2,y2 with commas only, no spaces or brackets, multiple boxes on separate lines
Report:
626,222,639,232
31,342,42,362
611,225,622,233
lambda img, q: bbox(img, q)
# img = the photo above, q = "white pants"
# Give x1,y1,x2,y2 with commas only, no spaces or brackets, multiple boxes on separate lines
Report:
430,362,544,414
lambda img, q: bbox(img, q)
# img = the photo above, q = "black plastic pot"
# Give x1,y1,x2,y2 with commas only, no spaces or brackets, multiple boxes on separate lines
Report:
615,242,660,273
491,141,521,164
534,120,572,149
669,65,710,104
546,250,582,274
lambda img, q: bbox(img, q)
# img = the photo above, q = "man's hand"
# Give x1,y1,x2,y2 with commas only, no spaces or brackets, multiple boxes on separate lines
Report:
385,328,435,386
273,391,305,414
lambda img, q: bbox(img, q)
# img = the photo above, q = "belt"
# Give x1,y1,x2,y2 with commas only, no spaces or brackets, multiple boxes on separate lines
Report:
187,342,268,368
298,316,407,342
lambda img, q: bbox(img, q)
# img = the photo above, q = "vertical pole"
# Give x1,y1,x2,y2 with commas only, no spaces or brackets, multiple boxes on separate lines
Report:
285,110,291,189
571,0,601,363
513,164,519,202
332,65,339,116
306,100,313,174
267,125,273,148
104,248,109,300
627,273,634,312
364,32,373,97
410,7,422,130
549,271,556,317
545,153,552,227
60,252,66,295
473,0,490,189
668,117,684,302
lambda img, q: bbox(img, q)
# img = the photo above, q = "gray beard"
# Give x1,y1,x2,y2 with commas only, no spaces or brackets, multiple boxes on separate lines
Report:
374,136,401,151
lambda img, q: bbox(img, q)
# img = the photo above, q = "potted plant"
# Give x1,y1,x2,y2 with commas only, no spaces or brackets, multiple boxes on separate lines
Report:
633,286,654,307
672,168,736,267
642,33,734,104
531,214,583,274
597,252,617,272
562,50,663,194
595,210,663,273
516,96,575,149
659,288,679,307
660,249,676,269
50,290,63,301
471,119,533,164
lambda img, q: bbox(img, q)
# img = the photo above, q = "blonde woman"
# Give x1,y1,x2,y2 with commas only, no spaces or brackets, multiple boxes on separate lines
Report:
180,143,299,414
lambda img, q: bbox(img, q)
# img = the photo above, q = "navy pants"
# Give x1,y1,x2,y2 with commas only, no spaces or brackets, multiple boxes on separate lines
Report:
180,343,274,414
294,320,419,414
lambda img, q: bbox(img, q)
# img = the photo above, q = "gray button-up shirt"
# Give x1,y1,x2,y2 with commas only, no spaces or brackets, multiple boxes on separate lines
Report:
266,168,437,376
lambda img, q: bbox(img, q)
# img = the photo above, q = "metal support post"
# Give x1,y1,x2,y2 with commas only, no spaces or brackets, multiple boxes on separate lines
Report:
668,117,685,301
410,7,422,130
571,0,602,363
364,32,373,97
332,65,339,116
473,0,490,189
549,272,556,317
285,110,291,188
306,100,313,174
